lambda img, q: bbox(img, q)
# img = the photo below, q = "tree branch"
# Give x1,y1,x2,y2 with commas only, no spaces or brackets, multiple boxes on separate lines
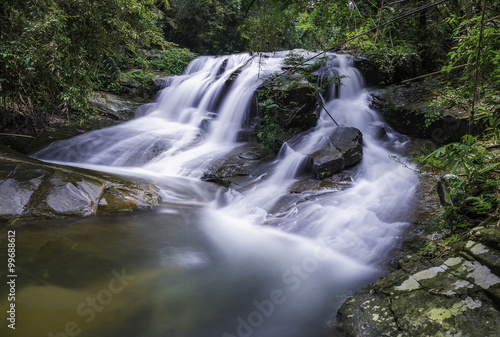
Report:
275,0,451,78
401,63,469,83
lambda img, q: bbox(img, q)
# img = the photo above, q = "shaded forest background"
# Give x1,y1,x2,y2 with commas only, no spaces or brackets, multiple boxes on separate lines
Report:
1,0,498,127
0,0,499,236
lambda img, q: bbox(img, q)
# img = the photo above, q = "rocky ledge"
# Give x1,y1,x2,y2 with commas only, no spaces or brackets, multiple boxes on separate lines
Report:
333,226,500,336
203,126,363,190
370,80,485,145
0,144,161,223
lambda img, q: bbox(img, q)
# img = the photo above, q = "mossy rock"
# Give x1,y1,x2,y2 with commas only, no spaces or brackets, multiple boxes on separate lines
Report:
0,145,161,223
333,248,500,337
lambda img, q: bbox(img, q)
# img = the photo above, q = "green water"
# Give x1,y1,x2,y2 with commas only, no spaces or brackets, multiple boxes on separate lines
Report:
1,208,366,337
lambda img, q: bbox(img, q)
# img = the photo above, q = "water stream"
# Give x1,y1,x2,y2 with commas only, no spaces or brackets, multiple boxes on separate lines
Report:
5,52,418,337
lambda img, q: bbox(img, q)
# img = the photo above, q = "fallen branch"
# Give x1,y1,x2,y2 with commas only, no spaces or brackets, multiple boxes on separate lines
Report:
315,93,339,126
0,133,36,139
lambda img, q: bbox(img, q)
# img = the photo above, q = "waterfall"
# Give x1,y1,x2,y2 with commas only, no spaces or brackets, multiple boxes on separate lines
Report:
33,51,418,337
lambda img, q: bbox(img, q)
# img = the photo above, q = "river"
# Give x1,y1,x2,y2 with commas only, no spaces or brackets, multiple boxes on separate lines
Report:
4,51,418,337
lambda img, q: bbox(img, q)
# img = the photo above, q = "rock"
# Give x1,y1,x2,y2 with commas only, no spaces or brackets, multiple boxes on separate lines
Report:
437,174,459,206
258,76,319,131
327,127,363,167
201,144,275,191
333,228,500,337
371,82,486,144
308,127,363,179
310,147,344,179
0,145,161,222
353,53,423,86
0,91,153,155
89,91,149,120
289,172,353,193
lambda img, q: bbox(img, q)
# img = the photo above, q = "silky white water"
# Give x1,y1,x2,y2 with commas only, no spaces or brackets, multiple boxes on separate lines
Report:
31,52,418,337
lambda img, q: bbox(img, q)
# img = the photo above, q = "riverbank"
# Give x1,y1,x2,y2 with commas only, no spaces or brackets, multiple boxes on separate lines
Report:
1,51,498,337
329,63,500,336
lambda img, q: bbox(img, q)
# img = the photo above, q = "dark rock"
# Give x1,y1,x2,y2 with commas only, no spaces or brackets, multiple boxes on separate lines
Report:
333,229,500,337
372,83,486,144
327,127,363,167
289,172,353,193
310,147,344,179
353,53,423,87
201,144,275,191
308,127,363,179
0,145,161,222
257,77,319,131
0,91,152,155
89,91,149,120
276,81,318,129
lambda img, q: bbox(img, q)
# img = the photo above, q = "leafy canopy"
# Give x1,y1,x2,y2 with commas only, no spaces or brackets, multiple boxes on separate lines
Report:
1,0,170,123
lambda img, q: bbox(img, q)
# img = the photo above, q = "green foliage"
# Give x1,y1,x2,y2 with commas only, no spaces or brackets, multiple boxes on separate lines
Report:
121,70,155,86
240,0,362,52
164,0,244,54
420,100,445,128
256,51,344,150
283,51,344,94
481,109,500,140
418,233,460,257
319,170,332,179
0,0,170,126
416,138,500,230
240,1,292,52
256,77,303,150
444,13,500,89
145,48,196,75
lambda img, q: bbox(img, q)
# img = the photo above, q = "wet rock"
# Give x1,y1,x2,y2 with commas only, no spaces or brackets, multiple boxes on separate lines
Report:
309,127,363,179
89,91,149,120
289,172,353,193
333,227,500,337
202,144,275,191
116,71,170,99
1,91,153,155
0,145,161,222
310,147,344,179
327,127,363,167
371,82,486,144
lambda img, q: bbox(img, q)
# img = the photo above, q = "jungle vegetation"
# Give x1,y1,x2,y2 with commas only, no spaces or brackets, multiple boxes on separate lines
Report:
1,0,499,227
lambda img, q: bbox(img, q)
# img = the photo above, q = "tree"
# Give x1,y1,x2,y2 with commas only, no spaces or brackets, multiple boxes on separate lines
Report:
0,0,169,127
163,0,245,54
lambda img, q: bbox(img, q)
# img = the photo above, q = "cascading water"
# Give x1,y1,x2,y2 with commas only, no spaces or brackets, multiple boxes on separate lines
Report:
28,51,418,337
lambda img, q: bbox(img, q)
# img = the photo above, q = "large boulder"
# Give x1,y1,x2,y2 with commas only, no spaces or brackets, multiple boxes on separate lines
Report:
332,226,500,337
0,145,161,222
309,127,363,179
